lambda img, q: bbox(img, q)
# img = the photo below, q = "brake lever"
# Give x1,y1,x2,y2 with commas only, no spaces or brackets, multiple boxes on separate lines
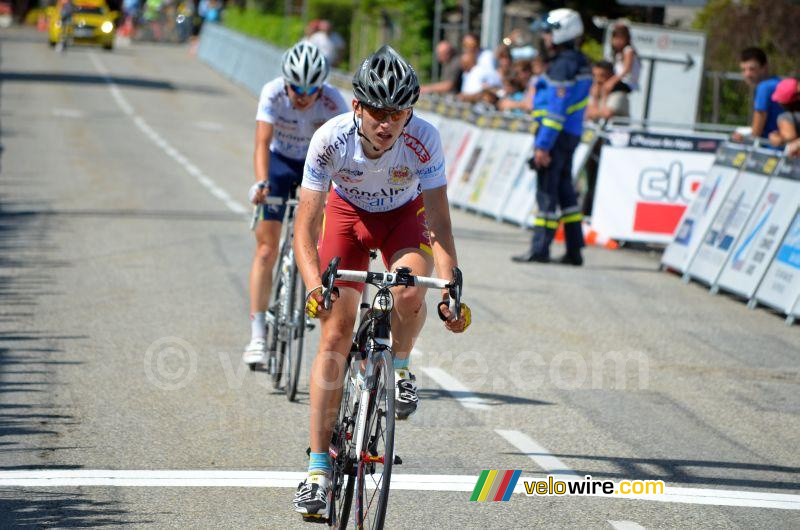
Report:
437,267,463,322
321,256,340,311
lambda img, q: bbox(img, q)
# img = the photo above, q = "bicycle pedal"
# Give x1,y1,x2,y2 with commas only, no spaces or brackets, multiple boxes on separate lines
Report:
394,454,403,465
301,514,327,524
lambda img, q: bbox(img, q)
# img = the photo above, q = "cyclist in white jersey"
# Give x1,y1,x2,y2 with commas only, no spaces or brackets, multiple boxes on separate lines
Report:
243,42,349,367
292,45,471,518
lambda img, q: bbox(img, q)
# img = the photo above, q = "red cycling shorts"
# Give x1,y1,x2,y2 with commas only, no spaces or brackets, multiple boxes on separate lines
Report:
318,191,432,293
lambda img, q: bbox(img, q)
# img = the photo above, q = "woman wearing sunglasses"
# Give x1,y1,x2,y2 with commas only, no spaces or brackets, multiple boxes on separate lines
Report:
243,42,349,367
292,44,471,519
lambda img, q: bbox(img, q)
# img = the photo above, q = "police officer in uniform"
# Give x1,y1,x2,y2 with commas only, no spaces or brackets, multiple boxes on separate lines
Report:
513,8,591,266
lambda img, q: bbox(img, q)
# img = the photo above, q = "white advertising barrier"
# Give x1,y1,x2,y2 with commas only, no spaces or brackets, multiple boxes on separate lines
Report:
452,128,499,207
716,156,800,300
755,203,800,317
591,129,723,244
501,164,538,228
686,148,780,286
661,143,749,273
470,130,531,219
446,124,486,207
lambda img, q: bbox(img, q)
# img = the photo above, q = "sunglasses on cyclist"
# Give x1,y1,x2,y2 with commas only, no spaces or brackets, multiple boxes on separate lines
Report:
289,84,320,96
360,103,409,123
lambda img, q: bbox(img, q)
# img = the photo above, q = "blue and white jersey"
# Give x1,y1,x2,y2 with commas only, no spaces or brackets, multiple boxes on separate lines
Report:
255,78,348,161
302,113,447,213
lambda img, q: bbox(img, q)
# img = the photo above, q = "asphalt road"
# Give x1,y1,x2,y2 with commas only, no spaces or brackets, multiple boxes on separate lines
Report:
1,27,798,529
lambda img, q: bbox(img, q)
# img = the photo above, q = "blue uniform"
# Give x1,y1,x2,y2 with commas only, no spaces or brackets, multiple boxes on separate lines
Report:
528,48,591,260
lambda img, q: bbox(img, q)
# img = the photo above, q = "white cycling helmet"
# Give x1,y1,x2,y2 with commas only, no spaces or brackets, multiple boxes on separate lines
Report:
534,8,583,45
281,42,330,91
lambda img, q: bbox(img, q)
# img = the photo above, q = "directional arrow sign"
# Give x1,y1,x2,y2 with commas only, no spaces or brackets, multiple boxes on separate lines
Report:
640,53,695,71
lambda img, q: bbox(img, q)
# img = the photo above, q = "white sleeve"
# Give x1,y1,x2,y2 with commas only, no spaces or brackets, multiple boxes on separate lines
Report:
412,126,447,190
255,82,277,124
302,125,335,192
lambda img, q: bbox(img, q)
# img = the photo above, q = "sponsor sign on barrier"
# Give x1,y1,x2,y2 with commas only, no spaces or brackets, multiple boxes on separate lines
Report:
452,127,498,207
661,143,748,273
591,129,723,243
755,207,800,316
501,164,538,227
472,130,531,219
686,148,779,285
443,122,483,201
716,156,800,299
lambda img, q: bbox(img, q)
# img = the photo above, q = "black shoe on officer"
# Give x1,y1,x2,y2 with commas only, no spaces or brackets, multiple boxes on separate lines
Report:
511,249,550,263
558,253,583,266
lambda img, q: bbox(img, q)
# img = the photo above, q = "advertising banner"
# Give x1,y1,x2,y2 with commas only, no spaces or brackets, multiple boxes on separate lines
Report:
501,165,538,227
450,127,497,207
686,148,779,285
661,143,748,273
469,130,531,219
440,121,482,205
591,130,723,243
755,207,800,316
716,157,800,299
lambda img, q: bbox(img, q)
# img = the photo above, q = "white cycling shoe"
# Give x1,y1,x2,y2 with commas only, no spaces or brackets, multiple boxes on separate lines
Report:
242,338,267,365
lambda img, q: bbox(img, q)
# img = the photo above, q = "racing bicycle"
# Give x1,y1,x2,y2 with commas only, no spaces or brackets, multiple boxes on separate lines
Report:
314,256,464,529
250,191,311,402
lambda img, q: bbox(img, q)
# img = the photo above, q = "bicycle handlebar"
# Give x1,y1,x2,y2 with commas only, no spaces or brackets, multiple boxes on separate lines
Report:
320,257,463,320
249,197,300,230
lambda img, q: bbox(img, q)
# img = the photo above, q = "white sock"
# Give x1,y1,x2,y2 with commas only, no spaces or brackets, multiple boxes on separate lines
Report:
251,312,266,340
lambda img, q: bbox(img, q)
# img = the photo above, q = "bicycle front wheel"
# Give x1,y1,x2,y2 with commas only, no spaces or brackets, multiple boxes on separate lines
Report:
355,348,395,529
285,264,305,402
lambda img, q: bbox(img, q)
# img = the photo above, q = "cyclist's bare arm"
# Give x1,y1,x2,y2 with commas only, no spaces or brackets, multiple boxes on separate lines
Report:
252,121,274,203
294,186,327,293
422,186,459,285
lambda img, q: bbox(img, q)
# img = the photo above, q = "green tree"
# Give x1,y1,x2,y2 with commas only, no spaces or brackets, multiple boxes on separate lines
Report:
694,0,800,75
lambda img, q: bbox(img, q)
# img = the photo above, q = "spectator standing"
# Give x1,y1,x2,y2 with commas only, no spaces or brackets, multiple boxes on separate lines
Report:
307,20,344,67
421,40,462,95
768,77,800,149
732,47,784,142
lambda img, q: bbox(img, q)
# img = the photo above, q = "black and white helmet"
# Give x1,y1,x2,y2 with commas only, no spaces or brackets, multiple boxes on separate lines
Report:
281,42,330,91
352,45,420,110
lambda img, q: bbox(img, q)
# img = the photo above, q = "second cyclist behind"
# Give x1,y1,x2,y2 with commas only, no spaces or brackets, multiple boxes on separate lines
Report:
243,42,349,367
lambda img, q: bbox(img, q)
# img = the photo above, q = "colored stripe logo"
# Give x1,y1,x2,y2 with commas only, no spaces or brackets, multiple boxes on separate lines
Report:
470,470,522,501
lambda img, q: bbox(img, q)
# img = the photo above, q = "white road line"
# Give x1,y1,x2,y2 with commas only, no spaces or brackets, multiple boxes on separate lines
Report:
1,470,799,510
609,521,646,530
495,429,579,479
87,53,247,215
418,366,490,410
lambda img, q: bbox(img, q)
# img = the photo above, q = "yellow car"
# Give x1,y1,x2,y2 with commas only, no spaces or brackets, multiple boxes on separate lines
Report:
47,0,118,50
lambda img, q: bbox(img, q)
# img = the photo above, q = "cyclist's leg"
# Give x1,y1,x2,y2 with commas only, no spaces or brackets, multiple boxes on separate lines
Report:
244,152,298,359
381,195,435,361
308,287,359,453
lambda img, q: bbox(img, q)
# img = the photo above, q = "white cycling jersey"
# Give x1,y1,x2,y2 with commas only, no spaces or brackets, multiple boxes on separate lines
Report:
302,113,447,213
255,78,349,161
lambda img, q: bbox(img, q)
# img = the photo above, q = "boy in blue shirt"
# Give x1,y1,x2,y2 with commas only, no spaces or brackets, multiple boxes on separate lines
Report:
732,47,783,142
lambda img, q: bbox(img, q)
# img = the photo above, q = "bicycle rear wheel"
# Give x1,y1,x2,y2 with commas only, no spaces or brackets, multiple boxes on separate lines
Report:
355,348,395,530
285,264,305,402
